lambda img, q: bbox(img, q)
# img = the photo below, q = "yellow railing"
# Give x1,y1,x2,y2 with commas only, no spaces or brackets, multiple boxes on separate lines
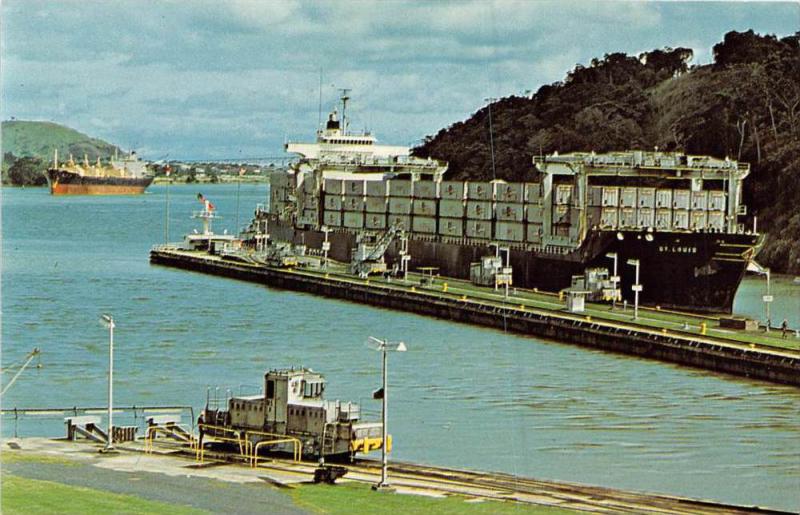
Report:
195,424,252,463
247,430,302,468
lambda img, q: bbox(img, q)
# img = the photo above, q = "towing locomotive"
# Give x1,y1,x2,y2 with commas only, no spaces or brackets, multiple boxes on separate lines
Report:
202,367,386,459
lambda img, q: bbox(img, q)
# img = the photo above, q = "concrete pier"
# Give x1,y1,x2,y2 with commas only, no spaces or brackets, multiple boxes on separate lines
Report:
150,248,800,387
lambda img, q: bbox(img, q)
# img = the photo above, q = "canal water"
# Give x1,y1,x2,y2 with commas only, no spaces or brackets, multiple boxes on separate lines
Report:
3,185,799,511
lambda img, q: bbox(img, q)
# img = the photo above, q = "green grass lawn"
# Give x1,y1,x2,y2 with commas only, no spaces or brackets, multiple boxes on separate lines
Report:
290,482,578,515
0,474,209,515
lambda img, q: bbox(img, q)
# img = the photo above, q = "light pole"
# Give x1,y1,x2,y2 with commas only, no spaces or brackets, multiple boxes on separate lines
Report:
368,336,407,491
236,167,244,234
321,226,331,269
100,314,116,452
164,165,171,244
626,259,642,320
763,268,773,331
606,252,619,310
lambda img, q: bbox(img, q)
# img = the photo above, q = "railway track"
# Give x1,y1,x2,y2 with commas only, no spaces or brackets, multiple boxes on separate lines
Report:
183,445,789,514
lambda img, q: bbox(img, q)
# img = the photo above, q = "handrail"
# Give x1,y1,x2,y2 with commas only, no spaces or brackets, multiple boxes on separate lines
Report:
245,429,302,466
196,423,251,463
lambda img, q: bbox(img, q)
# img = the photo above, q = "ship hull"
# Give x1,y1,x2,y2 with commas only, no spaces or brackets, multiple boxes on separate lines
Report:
46,169,153,195
265,216,758,314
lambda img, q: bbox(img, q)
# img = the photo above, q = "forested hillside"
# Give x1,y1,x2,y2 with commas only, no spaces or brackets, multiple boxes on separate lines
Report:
2,121,121,185
414,31,800,274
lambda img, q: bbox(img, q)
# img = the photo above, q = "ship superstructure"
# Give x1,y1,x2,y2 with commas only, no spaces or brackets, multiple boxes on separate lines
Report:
254,97,761,313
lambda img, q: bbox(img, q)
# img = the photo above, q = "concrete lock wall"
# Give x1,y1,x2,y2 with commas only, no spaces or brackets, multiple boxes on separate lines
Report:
150,250,800,387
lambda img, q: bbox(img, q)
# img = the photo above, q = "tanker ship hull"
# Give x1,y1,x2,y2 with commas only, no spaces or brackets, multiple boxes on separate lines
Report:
268,217,757,314
47,169,153,195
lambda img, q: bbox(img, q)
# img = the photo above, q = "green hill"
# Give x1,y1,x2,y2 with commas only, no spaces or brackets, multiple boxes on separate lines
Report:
2,120,121,163
414,30,800,275
1,120,123,185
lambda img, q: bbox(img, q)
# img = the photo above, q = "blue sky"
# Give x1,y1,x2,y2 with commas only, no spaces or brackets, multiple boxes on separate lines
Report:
2,1,797,160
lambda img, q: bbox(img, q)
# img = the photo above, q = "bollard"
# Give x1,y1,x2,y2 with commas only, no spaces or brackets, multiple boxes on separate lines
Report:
519,305,525,311
442,283,448,293
700,322,707,335
559,291,564,301
461,295,467,301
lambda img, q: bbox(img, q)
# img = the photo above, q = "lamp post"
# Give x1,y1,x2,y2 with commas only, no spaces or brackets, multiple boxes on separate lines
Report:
100,314,115,452
763,268,773,331
626,259,642,320
321,226,331,270
164,165,171,244
368,336,407,491
606,252,619,310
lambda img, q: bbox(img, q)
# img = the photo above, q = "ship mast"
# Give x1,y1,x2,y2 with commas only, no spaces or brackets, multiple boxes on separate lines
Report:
339,88,351,135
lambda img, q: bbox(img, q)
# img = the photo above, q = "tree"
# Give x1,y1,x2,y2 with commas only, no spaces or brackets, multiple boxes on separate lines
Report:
7,156,47,186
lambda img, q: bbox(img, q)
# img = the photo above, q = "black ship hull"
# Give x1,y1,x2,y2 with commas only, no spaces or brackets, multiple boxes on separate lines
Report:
265,216,759,314
47,169,153,195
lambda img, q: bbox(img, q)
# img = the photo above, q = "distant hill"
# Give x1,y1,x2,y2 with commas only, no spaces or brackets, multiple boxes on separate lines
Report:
2,120,121,164
414,30,800,275
1,120,124,185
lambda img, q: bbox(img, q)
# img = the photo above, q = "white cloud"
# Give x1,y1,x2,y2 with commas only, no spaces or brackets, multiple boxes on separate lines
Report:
1,0,796,159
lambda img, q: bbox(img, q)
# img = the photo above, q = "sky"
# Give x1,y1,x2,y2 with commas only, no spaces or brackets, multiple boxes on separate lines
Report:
1,1,798,160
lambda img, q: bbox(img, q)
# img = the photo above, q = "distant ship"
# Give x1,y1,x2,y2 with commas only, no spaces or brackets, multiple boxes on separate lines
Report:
249,93,763,314
46,149,153,195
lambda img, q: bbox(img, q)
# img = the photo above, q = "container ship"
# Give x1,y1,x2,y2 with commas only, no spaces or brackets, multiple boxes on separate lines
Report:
249,96,761,314
46,150,153,195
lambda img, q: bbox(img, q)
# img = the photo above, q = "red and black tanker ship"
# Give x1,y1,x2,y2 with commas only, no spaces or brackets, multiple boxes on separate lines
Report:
46,151,153,195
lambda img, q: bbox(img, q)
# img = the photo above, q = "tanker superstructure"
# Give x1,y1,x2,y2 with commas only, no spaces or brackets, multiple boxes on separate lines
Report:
255,97,761,314
46,150,153,195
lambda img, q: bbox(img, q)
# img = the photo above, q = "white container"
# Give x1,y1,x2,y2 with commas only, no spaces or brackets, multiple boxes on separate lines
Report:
638,188,655,209
655,189,672,209
555,184,573,205
365,197,387,213
387,214,411,230
525,183,542,203
388,180,413,197
620,187,637,208
602,187,619,207
655,209,672,230
637,208,654,228
324,195,343,211
494,222,524,242
438,218,463,237
466,220,492,239
440,181,466,200
601,208,618,228
496,202,524,222
495,182,524,202
414,180,438,199
467,181,494,200
673,190,690,210
526,223,543,243
343,195,365,212
388,197,412,214
343,212,365,228
365,213,387,230
412,216,437,234
691,190,708,210
673,209,689,229
323,210,342,227
466,200,493,220
413,199,437,216
324,178,344,195
526,205,544,223
344,179,365,196
366,180,389,197
439,199,465,218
